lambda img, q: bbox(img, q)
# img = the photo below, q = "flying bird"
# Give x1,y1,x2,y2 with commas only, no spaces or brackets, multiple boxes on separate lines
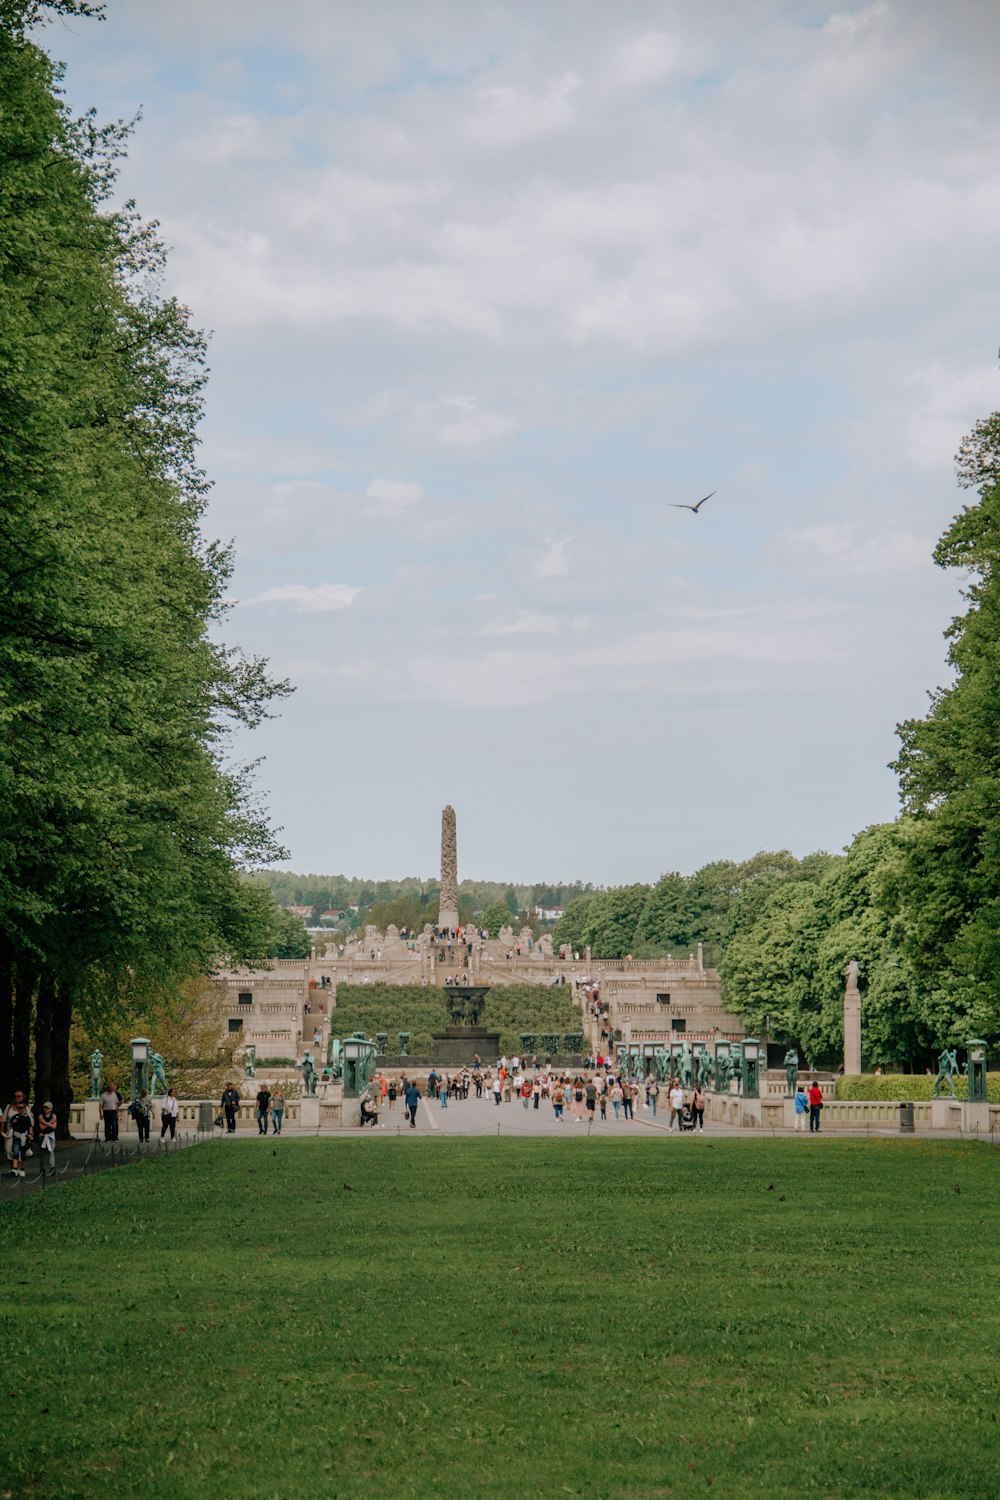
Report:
670,491,715,514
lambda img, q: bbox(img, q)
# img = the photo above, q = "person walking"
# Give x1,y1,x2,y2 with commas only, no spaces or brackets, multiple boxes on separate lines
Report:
668,1081,685,1130
691,1084,706,1133
647,1078,660,1118
99,1082,121,1142
585,1079,597,1123
37,1100,58,1174
440,1075,449,1108
492,1075,502,1106
621,1080,634,1121
552,1082,565,1120
221,1083,240,1133
610,1081,623,1120
255,1085,271,1135
403,1081,422,1130
808,1081,824,1133
160,1087,180,1140
793,1083,809,1132
130,1090,151,1143
270,1086,285,1135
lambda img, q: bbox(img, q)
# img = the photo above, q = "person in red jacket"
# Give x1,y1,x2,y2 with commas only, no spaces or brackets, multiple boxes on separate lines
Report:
808,1081,824,1133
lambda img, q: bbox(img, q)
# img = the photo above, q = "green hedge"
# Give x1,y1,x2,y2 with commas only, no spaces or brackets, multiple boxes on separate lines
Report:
835,1073,1000,1103
331,983,583,1057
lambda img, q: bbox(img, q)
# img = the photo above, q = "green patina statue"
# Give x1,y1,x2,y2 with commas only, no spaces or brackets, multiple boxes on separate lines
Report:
375,1032,389,1055
301,1049,318,1096
149,1052,167,1096
932,1047,959,1099
784,1046,799,1097
697,1046,713,1087
398,1031,410,1057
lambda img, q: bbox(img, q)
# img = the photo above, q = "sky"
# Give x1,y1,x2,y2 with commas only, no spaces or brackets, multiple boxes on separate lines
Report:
44,0,1000,885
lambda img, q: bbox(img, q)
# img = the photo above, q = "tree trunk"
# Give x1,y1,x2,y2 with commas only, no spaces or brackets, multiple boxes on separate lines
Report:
32,970,55,1116
12,962,34,1097
51,978,73,1139
0,934,12,1103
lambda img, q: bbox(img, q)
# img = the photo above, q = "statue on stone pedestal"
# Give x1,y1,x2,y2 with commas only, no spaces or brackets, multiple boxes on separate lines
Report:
654,1046,671,1084
679,1040,694,1087
932,1047,958,1099
398,1032,410,1057
784,1046,799,1097
149,1052,167,1096
244,1045,257,1080
89,1050,103,1100
328,1038,343,1080
697,1046,714,1087
301,1049,317,1096
375,1033,389,1056
438,805,460,931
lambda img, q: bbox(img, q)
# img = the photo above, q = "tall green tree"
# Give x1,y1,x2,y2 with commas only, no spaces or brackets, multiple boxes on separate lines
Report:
0,2,288,1122
892,402,1000,1041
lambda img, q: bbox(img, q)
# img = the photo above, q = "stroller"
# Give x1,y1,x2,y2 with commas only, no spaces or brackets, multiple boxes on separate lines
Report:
678,1103,696,1133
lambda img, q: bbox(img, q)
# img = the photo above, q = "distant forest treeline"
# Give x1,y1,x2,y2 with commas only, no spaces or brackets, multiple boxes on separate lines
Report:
251,872,594,927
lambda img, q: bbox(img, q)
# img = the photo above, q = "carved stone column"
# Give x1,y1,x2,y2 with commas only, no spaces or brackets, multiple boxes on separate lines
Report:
843,961,862,1075
438,804,460,930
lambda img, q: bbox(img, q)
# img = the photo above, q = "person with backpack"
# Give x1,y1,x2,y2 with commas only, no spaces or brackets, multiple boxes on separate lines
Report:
221,1083,240,1133
793,1082,809,1132
130,1090,151,1143
5,1098,33,1177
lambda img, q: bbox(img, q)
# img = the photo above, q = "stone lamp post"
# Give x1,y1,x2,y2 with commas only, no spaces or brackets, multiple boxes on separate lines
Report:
130,1037,150,1102
968,1039,988,1104
742,1037,761,1098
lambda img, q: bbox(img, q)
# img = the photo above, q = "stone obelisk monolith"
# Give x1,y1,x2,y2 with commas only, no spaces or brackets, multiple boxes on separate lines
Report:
438,805,459,931
843,959,862,1075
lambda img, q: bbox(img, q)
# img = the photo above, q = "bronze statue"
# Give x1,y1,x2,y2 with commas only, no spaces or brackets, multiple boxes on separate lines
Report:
89,1049,103,1100
149,1052,168,1096
784,1046,799,1097
932,1047,958,1099
301,1049,318,1096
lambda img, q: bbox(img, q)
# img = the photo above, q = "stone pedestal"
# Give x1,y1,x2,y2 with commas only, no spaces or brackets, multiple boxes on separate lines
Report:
299,1095,320,1131
431,1026,501,1064
843,987,862,1075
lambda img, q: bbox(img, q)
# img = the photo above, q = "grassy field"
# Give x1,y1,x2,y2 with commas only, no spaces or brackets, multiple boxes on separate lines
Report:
3,1137,999,1500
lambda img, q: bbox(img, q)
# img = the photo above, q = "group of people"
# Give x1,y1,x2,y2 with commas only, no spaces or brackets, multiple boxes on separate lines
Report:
359,1061,709,1131
2,1090,58,1177
96,1083,180,1142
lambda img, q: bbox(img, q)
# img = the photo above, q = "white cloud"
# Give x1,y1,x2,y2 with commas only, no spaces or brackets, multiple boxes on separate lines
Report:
241,583,362,612
779,524,931,574
481,611,562,637
366,476,424,507
532,539,570,579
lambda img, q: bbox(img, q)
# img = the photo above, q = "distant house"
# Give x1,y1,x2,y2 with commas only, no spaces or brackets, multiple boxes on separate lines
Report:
348,903,360,914
285,905,312,921
534,905,566,922
321,909,347,923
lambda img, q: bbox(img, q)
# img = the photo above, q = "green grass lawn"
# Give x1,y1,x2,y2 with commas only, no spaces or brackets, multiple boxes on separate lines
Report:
4,1137,999,1500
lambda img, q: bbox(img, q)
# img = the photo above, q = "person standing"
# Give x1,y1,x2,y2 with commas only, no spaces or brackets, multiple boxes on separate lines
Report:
221,1083,240,1133
585,1079,597,1122
403,1080,421,1130
793,1083,809,1132
270,1086,285,1136
36,1100,58,1174
5,1098,32,1177
492,1075,502,1106
99,1082,121,1142
3,1090,29,1169
131,1090,151,1143
160,1087,179,1139
691,1084,706,1133
808,1080,824,1133
255,1084,271,1135
646,1078,660,1118
668,1082,685,1130
621,1079,634,1121
610,1081,623,1120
